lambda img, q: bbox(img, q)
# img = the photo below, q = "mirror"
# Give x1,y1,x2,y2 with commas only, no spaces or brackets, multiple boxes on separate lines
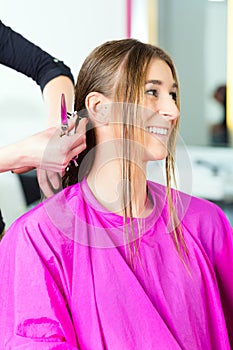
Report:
129,0,233,224
129,0,229,146
158,0,228,147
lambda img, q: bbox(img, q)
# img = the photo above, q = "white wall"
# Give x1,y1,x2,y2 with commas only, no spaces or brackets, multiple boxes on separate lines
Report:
0,0,125,227
0,0,126,145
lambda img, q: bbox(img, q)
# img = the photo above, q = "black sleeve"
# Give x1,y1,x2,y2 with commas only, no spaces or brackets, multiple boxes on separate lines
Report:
0,209,5,235
0,20,74,91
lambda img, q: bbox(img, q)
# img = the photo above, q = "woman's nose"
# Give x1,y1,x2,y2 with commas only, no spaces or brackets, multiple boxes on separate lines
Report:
156,96,180,121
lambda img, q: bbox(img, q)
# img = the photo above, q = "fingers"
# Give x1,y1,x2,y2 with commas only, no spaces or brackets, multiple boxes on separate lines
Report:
68,117,88,147
74,118,88,138
36,117,88,197
57,117,87,144
68,142,87,163
37,168,63,198
67,113,87,134
12,166,35,174
75,117,88,136
67,118,76,133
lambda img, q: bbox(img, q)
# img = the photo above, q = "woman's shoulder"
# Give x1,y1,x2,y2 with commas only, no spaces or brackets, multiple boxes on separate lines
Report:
147,179,231,228
148,179,220,208
148,180,232,259
3,182,83,244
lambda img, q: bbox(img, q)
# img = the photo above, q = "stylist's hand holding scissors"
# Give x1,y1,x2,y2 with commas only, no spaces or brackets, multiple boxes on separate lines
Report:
2,117,87,175
36,94,87,197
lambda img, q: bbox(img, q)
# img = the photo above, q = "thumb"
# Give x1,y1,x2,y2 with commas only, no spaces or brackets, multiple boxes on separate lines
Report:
75,117,88,135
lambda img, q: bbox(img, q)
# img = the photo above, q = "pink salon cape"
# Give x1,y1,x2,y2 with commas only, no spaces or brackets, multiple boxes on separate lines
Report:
0,179,233,349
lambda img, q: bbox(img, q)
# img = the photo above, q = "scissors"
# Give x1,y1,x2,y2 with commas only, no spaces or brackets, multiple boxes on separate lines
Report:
60,93,69,137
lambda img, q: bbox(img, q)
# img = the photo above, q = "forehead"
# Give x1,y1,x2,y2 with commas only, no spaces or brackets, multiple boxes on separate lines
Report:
146,59,175,85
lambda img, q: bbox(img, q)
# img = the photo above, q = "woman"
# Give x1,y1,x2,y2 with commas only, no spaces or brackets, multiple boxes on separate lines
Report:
0,39,232,349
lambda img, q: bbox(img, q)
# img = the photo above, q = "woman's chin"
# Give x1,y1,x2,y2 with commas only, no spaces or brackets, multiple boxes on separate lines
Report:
143,148,168,162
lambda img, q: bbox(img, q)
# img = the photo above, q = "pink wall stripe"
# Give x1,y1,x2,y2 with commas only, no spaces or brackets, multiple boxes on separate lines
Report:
126,0,132,38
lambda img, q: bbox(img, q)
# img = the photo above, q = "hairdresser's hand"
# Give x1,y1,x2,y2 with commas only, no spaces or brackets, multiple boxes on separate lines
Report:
10,118,86,172
36,117,87,198
12,166,35,174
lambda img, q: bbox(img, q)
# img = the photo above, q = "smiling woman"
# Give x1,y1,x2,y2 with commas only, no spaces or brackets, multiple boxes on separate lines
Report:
0,38,233,350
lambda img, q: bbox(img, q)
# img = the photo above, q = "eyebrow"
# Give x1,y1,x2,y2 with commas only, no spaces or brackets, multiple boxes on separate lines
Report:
145,79,178,89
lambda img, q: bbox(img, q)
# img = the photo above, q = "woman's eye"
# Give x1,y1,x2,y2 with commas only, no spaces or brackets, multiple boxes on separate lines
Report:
145,89,158,97
170,91,177,101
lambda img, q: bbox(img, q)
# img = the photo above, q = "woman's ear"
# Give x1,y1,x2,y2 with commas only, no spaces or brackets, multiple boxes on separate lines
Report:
85,92,110,125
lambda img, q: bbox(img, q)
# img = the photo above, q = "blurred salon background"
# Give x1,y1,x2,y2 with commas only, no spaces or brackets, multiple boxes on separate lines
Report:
0,0,233,228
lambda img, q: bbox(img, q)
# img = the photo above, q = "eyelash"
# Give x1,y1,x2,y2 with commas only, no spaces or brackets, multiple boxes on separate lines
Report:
146,89,158,97
145,89,177,102
169,92,177,102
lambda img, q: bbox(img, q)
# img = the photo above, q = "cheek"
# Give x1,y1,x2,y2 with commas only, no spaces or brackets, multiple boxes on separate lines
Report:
143,100,158,114
143,139,168,161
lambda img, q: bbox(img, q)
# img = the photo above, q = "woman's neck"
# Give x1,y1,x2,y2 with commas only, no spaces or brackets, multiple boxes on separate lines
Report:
86,154,153,218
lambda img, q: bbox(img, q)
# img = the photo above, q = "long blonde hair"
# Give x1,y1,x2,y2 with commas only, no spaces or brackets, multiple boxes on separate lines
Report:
62,39,188,262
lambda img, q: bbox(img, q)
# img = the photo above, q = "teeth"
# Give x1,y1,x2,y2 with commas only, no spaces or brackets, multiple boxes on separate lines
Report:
146,127,168,135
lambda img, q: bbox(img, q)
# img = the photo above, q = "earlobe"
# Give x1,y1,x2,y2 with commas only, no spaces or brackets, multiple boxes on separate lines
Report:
85,92,110,125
